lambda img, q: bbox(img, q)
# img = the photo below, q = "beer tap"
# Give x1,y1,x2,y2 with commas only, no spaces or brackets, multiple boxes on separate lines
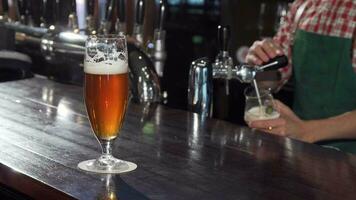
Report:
188,36,288,117
0,0,162,103
115,0,126,34
26,1,34,26
53,0,60,26
17,0,26,24
213,55,288,83
133,0,145,47
212,25,233,95
67,0,79,32
152,0,167,77
157,0,166,33
0,0,9,22
17,0,34,26
39,0,57,28
86,0,96,34
40,0,47,28
99,0,115,34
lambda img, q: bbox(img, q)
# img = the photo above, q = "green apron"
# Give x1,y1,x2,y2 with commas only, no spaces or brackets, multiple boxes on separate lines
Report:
292,29,356,154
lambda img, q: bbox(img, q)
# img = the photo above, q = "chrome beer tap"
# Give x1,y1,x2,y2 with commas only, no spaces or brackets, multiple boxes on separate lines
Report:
14,0,34,27
0,0,9,22
213,55,288,83
95,0,161,103
86,0,96,35
188,25,288,117
99,0,115,35
39,0,58,28
67,0,79,32
17,0,26,24
188,55,288,117
213,25,233,95
39,0,48,28
0,0,162,103
133,0,145,47
53,0,60,26
152,0,167,77
18,0,34,26
25,1,34,27
115,0,126,34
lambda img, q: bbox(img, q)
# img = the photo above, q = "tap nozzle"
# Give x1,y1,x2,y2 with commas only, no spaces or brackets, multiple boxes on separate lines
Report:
233,55,289,83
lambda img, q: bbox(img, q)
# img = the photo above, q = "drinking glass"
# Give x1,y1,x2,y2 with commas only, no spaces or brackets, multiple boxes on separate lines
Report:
244,86,280,123
78,34,137,173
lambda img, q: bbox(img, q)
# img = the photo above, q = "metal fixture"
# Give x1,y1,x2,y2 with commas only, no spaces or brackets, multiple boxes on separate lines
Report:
188,26,288,117
133,0,145,47
188,58,213,118
0,0,164,103
152,0,167,77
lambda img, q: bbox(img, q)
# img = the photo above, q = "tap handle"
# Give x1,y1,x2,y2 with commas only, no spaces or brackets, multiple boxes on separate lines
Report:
2,0,8,13
87,0,95,16
136,0,145,25
218,25,230,52
117,0,125,22
41,0,46,17
17,0,26,15
157,0,166,30
259,55,288,71
39,0,45,25
105,0,115,21
70,0,76,13
53,0,60,24
25,0,32,15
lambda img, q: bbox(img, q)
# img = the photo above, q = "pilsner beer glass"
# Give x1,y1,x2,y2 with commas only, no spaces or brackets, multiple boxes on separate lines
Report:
78,35,137,173
244,86,280,123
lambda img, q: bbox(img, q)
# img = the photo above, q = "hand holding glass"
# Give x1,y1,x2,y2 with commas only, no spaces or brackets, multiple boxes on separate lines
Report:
244,87,280,123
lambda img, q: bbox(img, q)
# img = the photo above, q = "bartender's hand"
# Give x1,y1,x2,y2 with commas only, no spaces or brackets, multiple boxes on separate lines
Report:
245,38,284,65
248,100,309,142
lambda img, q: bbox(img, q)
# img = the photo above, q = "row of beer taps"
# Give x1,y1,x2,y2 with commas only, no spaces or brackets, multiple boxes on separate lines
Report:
0,0,166,103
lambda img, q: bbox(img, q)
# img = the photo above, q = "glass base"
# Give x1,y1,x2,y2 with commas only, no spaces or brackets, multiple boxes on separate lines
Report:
78,155,137,174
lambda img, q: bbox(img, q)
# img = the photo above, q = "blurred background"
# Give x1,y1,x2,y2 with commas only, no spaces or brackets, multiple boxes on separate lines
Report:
0,0,293,125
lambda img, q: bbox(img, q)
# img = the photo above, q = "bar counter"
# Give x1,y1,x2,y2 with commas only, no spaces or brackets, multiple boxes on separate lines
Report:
0,76,356,200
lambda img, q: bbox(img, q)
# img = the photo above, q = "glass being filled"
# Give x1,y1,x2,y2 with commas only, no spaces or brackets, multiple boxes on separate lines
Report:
78,34,137,174
244,86,280,123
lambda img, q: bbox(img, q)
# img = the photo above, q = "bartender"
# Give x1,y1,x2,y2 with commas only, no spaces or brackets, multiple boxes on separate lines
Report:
246,0,356,153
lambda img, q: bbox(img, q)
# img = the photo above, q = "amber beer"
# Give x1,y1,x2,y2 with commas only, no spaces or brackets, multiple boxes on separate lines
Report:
84,60,128,140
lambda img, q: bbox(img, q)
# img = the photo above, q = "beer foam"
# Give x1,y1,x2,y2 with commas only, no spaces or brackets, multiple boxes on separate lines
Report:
244,106,280,122
84,60,128,75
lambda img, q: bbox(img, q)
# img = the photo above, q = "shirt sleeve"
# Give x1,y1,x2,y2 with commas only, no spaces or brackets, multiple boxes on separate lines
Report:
273,0,305,89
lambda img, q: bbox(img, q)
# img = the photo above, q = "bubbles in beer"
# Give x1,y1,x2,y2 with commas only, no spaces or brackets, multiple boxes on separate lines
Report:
244,106,280,123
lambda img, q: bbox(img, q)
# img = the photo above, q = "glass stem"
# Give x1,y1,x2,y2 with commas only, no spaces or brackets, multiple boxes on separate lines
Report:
97,139,118,167
100,140,113,156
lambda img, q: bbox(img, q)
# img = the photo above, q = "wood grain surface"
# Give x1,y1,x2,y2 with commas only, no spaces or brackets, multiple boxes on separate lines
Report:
0,76,355,200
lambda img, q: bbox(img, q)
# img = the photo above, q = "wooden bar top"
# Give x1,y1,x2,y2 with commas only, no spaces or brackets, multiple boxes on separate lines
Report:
0,77,356,200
